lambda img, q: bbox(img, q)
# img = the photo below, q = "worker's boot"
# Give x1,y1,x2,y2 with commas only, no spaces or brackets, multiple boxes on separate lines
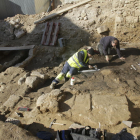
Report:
50,82,56,89
64,77,69,82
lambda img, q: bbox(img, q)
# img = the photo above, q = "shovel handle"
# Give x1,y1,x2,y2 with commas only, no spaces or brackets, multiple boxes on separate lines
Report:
53,123,65,125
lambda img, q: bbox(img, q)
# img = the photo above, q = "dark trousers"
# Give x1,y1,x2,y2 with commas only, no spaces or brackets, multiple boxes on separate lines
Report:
52,62,78,84
61,62,78,75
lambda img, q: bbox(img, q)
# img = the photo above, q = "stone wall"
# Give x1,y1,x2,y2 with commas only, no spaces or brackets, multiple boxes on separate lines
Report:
112,0,140,42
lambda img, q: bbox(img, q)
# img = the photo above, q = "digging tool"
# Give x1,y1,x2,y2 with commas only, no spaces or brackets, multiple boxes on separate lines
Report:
131,65,136,70
78,69,100,73
49,119,65,128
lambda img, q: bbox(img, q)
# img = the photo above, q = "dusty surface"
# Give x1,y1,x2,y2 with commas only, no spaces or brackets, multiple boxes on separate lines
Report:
0,0,140,139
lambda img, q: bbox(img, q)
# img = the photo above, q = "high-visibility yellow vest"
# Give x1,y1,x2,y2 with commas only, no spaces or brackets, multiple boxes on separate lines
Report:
67,49,89,69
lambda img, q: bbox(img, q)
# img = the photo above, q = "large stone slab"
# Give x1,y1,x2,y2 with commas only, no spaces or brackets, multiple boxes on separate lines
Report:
72,94,91,112
91,95,130,125
36,89,63,113
2,95,21,108
126,16,134,23
135,10,140,16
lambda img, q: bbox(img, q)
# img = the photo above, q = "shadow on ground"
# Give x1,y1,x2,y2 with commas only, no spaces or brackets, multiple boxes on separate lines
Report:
24,122,57,139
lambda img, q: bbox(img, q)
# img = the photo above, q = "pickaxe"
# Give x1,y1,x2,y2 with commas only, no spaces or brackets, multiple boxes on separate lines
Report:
49,119,65,128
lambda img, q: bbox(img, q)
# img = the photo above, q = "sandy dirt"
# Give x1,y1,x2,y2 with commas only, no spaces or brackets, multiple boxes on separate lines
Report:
0,0,140,139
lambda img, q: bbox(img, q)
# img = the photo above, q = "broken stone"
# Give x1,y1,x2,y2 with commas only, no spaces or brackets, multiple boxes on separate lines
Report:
69,123,85,129
23,72,30,78
14,24,20,29
85,4,91,8
15,18,20,23
25,76,40,88
0,85,5,92
30,71,49,80
5,117,21,126
18,77,26,85
77,17,80,21
84,17,88,20
79,17,83,20
89,20,96,26
14,29,26,39
36,89,63,113
97,26,109,34
81,10,87,18
2,95,21,109
9,20,16,25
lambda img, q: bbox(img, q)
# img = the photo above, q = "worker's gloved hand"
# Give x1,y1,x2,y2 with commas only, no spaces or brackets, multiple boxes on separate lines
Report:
88,65,93,69
105,55,109,62
120,57,125,60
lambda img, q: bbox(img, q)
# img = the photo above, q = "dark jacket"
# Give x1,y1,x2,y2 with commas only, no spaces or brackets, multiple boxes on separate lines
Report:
100,36,121,57
78,50,89,67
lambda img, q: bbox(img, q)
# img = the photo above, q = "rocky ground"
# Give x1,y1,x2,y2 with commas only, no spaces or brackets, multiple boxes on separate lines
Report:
0,0,140,140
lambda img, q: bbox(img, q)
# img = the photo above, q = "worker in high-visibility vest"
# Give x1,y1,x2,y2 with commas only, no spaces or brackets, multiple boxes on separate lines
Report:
50,47,97,89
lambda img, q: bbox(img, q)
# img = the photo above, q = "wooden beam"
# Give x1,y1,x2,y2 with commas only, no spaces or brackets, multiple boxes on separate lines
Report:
0,45,35,51
34,0,92,24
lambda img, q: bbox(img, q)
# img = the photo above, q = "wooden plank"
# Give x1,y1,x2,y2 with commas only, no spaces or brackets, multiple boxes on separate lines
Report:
0,45,35,51
34,0,92,24
41,22,49,45
50,22,60,46
44,22,54,45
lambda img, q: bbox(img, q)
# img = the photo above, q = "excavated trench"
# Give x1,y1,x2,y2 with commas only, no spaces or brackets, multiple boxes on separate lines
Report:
0,49,34,72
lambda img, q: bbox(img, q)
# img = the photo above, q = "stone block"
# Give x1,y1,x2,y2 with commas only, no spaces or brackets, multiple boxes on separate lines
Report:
123,11,128,17
14,24,20,29
9,20,16,25
126,16,134,23
25,76,40,88
81,10,87,18
97,26,109,34
2,95,21,108
36,89,63,113
18,77,26,85
15,18,20,23
135,10,140,16
31,71,49,80
14,30,26,38
72,94,91,112
115,16,124,23
134,17,139,23
126,4,134,8
91,95,130,125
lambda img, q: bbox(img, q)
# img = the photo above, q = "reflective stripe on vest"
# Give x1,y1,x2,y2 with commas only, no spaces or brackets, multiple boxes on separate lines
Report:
67,49,89,69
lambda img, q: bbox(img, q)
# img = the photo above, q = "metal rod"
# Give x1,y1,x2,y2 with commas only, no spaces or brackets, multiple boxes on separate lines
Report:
78,69,100,73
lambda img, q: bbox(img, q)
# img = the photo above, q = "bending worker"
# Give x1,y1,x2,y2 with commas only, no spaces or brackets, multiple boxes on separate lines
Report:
96,36,125,62
50,47,96,89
